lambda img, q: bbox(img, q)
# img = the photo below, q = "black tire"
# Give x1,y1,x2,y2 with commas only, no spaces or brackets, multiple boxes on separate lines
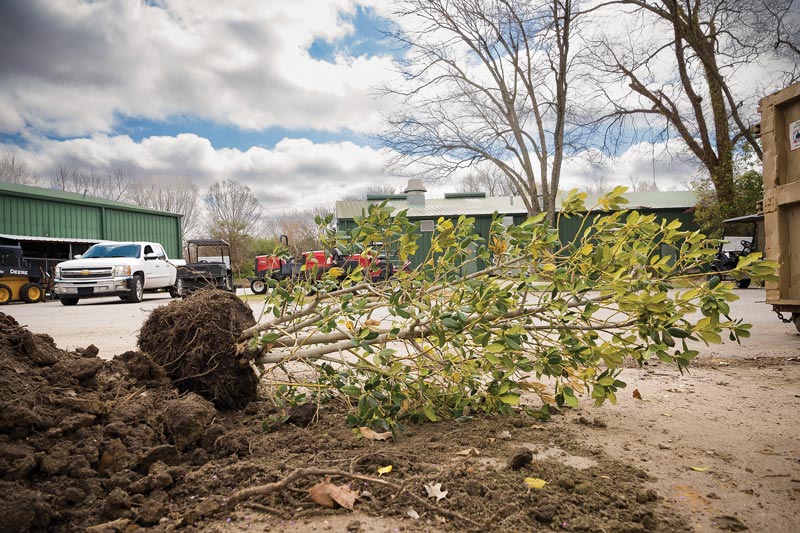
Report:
60,297,79,306
250,278,267,294
126,274,144,303
169,279,183,298
736,278,751,289
793,313,800,335
0,284,11,305
20,282,43,303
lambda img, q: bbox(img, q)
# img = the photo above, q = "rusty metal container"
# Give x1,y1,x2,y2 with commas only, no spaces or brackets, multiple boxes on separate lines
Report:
759,82,800,331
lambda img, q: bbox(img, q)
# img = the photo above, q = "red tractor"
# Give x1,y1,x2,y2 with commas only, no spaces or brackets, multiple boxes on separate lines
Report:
247,236,407,295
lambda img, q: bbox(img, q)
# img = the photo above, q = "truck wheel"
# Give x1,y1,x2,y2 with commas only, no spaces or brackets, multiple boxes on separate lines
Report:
60,297,79,306
20,283,43,303
736,278,751,289
0,284,11,305
126,274,144,303
250,278,267,294
169,279,183,298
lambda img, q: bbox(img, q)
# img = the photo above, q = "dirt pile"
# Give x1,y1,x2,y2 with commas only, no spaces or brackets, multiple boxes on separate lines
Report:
0,312,239,531
138,290,258,408
0,308,689,532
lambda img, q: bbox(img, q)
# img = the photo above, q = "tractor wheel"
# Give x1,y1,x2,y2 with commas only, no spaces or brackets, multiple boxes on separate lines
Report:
20,282,43,303
60,297,79,306
736,278,751,289
250,278,267,294
0,284,11,305
126,274,144,303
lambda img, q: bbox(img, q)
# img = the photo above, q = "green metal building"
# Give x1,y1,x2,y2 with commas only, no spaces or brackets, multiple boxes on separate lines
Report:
336,184,699,271
0,182,183,271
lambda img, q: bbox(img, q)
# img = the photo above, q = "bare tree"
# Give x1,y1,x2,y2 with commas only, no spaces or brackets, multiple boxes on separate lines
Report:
50,162,132,201
263,205,332,256
584,0,798,215
381,0,579,220
757,0,800,66
340,183,398,201
128,176,200,239
51,161,88,193
204,179,264,273
628,175,660,192
94,169,133,202
0,147,38,185
457,166,517,196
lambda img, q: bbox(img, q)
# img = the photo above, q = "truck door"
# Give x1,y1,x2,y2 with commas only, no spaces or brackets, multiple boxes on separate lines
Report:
142,244,165,288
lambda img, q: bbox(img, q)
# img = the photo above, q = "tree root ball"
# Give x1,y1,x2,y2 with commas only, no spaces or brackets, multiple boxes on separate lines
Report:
138,290,257,409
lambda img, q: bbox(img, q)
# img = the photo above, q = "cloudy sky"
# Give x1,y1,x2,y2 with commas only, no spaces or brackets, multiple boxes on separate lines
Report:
0,0,776,212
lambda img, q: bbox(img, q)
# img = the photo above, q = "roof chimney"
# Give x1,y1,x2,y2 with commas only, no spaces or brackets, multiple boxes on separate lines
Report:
404,178,427,205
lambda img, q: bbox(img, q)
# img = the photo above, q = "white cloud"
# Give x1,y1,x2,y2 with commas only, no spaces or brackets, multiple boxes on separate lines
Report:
0,0,398,137
7,133,402,210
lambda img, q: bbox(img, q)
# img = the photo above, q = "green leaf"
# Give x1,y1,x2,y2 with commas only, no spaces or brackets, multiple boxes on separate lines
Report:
422,403,439,422
442,317,461,330
340,385,362,397
486,343,506,353
597,375,615,387
563,388,579,407
667,327,689,339
499,394,520,405
261,332,280,343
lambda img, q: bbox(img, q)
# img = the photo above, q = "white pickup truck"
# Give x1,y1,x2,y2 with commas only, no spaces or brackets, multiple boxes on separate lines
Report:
54,241,179,306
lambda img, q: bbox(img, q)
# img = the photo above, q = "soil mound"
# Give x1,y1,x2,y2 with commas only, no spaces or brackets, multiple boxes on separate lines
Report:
137,290,258,408
0,312,194,530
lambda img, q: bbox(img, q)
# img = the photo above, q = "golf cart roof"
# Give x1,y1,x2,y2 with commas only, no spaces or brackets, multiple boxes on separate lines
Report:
722,213,764,224
186,239,230,247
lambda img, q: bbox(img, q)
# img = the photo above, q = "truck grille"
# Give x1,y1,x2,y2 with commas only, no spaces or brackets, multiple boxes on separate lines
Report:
61,268,113,279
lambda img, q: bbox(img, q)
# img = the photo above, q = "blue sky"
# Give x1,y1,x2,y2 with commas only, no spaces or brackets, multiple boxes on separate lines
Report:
1,0,767,211
0,0,406,208
111,5,396,152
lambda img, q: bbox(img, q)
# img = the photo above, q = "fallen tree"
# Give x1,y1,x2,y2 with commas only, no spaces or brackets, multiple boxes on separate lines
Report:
238,188,774,431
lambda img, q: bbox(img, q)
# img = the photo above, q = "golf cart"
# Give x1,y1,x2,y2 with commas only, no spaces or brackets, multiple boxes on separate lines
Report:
710,214,763,289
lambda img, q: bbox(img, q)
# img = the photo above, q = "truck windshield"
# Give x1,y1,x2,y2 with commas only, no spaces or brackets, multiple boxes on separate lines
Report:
82,244,141,259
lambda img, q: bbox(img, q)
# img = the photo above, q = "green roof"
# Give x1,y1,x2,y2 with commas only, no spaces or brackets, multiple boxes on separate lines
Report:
0,182,182,218
336,191,698,220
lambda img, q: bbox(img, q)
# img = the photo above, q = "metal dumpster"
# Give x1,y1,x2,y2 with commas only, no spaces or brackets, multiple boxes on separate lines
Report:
759,82,800,332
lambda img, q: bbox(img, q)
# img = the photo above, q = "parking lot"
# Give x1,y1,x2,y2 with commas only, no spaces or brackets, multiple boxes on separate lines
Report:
3,290,261,358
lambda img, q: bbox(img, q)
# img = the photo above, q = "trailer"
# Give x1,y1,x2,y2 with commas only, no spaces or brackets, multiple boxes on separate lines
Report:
173,239,235,297
759,82,800,332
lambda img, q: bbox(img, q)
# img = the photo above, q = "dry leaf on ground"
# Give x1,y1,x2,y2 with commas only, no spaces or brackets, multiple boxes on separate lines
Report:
523,478,548,490
424,482,448,501
359,427,392,441
308,480,359,509
455,448,480,456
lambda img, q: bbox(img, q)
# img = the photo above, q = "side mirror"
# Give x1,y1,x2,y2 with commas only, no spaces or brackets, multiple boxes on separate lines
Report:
74,254,82,259
144,252,159,260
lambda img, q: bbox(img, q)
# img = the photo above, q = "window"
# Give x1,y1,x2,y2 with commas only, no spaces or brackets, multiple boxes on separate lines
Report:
82,243,141,259
420,220,435,232
502,216,515,227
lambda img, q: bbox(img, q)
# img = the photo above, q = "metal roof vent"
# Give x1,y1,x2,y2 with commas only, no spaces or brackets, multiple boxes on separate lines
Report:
404,178,427,205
